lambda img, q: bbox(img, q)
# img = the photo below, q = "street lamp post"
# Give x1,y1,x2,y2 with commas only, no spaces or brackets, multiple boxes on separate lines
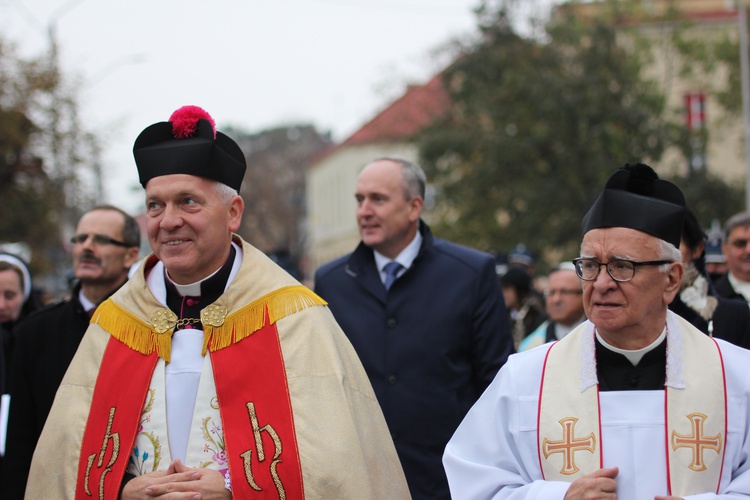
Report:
739,0,750,210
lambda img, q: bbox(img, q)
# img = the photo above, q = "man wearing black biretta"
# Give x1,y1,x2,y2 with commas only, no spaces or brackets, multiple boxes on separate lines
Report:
443,162,750,498
26,106,409,498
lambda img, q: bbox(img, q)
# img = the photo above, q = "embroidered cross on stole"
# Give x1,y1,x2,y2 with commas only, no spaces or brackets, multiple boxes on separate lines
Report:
537,316,727,497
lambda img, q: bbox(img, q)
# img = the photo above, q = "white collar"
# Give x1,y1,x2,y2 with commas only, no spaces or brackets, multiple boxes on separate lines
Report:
728,272,750,302
580,311,685,391
147,241,243,306
78,289,96,312
596,327,667,366
166,263,225,297
373,230,422,274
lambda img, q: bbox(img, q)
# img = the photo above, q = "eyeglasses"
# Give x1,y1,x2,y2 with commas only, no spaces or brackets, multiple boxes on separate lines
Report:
544,288,583,298
729,238,749,249
70,233,132,247
572,258,673,283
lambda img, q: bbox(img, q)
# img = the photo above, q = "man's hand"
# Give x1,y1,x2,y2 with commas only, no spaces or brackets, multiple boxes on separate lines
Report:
564,467,619,499
120,460,230,500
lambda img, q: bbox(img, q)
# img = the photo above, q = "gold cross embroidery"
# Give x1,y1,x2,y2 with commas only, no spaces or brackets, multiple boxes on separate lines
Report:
542,417,596,475
671,413,722,471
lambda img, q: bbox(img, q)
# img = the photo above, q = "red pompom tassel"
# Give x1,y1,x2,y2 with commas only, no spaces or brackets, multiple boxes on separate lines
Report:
169,105,216,139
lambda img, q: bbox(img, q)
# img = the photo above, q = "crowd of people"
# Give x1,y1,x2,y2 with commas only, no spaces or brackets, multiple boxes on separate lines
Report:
2,105,750,499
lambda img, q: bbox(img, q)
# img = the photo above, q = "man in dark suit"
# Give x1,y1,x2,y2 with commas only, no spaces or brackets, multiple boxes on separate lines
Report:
714,211,750,303
0,205,140,499
314,156,513,499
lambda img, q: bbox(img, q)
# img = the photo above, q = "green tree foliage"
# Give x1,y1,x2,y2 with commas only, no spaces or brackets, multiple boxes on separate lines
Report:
0,36,97,277
669,169,744,232
417,0,713,266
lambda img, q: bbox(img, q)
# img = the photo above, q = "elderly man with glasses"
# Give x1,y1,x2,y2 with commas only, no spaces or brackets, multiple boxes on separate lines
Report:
1,205,141,499
443,163,750,499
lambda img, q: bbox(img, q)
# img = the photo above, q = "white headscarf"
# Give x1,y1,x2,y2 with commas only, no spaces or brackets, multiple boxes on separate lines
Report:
0,253,32,302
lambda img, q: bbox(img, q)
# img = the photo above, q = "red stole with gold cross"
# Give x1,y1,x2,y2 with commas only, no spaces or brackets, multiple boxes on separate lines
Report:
75,299,313,499
537,313,726,496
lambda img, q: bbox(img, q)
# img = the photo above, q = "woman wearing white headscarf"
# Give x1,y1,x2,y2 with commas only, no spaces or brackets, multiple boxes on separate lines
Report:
0,253,41,392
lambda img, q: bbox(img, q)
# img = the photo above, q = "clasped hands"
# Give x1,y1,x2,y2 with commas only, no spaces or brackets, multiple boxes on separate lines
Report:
563,467,684,500
120,459,230,500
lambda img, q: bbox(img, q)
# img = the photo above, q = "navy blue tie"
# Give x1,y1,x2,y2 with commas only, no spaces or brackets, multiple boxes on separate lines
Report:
383,261,403,291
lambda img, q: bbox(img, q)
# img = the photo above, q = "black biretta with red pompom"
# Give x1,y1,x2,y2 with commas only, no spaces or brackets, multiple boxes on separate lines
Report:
133,106,246,192
581,163,686,248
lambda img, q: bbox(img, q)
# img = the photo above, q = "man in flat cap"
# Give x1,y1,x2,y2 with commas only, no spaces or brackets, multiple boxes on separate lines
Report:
26,106,408,499
443,163,750,499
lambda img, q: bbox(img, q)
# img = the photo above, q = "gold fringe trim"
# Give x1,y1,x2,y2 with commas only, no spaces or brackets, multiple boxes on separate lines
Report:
203,285,327,354
92,286,327,361
92,299,164,358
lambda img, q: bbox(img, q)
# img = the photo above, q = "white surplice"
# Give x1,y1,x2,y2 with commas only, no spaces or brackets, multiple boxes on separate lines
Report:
443,314,750,500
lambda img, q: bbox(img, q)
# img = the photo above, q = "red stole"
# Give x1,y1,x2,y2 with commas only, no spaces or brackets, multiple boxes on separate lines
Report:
75,310,304,499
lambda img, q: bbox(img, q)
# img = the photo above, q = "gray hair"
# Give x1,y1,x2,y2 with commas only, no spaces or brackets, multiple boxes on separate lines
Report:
90,205,141,248
213,181,240,204
655,238,682,272
724,212,750,242
370,155,426,200
579,237,681,273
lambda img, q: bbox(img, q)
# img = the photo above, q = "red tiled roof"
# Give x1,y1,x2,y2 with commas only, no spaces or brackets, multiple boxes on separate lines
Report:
681,9,742,22
555,1,745,25
342,73,451,146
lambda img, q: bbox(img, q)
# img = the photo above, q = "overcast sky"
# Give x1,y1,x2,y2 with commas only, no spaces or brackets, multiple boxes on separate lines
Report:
2,0,558,214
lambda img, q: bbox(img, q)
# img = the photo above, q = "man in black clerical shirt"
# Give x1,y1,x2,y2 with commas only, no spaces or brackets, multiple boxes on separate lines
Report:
444,164,750,498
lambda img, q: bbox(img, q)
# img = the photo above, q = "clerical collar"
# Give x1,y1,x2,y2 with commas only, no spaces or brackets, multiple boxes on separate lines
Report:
595,327,667,366
165,245,236,327
167,265,222,297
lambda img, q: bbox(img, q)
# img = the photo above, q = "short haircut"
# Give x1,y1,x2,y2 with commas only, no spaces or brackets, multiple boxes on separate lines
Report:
655,238,682,271
550,262,577,274
724,212,750,242
371,155,426,200
213,180,239,204
89,205,141,248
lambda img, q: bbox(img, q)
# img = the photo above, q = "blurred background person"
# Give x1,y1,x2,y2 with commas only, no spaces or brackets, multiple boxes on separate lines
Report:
500,265,547,349
0,205,140,499
0,254,42,392
507,243,536,277
704,223,728,283
714,211,750,303
669,208,750,348
0,253,41,485
518,262,585,352
314,156,512,499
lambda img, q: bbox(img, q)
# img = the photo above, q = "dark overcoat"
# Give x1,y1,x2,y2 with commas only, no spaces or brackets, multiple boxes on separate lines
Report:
670,294,750,349
1,283,90,499
314,221,513,499
713,273,748,302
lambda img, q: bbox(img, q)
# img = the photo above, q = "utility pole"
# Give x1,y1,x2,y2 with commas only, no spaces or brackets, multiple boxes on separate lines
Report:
739,0,750,209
